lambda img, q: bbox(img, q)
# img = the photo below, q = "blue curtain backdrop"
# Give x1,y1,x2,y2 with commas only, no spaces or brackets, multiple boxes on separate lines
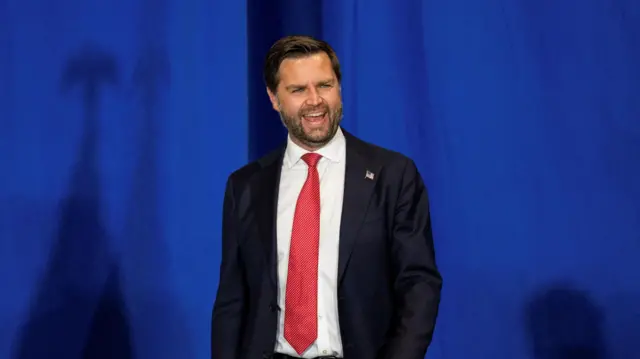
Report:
1,0,639,358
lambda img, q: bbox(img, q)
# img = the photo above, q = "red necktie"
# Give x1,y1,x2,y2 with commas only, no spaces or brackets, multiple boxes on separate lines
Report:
284,152,322,355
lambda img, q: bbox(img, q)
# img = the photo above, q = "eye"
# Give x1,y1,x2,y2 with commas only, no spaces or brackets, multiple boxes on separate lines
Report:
291,88,303,93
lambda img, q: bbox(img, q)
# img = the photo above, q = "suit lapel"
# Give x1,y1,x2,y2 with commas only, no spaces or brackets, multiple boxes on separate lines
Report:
338,131,380,284
253,147,285,289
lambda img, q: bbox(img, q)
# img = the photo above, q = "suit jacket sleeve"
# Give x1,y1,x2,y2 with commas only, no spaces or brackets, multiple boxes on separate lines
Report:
211,176,246,359
378,158,443,359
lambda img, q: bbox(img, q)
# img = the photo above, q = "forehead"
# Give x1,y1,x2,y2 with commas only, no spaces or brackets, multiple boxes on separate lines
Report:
278,53,335,85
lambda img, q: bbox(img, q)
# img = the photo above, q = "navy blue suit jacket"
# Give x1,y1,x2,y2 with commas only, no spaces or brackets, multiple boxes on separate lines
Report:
211,129,442,359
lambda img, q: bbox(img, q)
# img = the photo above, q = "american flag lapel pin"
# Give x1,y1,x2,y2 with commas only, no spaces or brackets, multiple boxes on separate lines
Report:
365,170,375,180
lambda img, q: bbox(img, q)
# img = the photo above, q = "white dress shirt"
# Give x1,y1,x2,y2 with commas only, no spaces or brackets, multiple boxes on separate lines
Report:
274,127,346,358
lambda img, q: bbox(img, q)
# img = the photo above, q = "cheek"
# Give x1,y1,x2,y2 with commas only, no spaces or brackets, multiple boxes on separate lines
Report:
280,100,302,116
324,93,341,108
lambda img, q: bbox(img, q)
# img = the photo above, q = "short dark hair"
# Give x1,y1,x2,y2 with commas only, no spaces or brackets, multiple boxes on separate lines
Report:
263,35,341,93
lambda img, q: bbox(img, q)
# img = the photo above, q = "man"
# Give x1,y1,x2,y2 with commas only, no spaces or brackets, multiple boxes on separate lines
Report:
211,35,442,359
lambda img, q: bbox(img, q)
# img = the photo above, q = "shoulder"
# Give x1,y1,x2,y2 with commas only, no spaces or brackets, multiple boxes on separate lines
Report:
344,132,427,201
344,130,417,174
225,145,284,191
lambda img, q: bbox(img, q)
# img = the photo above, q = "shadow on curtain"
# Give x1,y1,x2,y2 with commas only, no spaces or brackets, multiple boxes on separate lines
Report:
526,284,607,359
12,43,133,359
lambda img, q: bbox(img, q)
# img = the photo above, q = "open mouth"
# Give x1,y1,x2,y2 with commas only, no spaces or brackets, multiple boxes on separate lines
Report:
302,112,327,124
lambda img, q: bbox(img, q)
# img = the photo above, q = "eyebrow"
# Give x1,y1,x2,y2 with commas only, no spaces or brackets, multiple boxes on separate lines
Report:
285,79,335,91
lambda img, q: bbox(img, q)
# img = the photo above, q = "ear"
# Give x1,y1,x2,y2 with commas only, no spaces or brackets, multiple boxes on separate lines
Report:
266,88,280,112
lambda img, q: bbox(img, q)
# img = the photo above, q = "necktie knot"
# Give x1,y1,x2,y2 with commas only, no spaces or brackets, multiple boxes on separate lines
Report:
302,152,322,168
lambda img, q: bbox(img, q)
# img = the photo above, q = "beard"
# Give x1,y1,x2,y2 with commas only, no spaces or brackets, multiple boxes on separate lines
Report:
278,101,343,149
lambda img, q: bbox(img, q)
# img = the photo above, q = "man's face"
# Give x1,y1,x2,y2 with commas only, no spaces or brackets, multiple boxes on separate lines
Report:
267,52,342,150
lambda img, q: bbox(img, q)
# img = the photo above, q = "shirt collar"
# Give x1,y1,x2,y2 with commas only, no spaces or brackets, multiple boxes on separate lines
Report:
284,127,345,169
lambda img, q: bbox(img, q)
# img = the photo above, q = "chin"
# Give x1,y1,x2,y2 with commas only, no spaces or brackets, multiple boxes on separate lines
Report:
307,129,335,143
304,127,329,138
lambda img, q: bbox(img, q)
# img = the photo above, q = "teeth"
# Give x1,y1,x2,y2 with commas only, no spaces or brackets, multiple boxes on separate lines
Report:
305,113,324,117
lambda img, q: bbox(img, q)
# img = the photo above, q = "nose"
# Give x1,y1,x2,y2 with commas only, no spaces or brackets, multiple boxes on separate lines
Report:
306,87,322,106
